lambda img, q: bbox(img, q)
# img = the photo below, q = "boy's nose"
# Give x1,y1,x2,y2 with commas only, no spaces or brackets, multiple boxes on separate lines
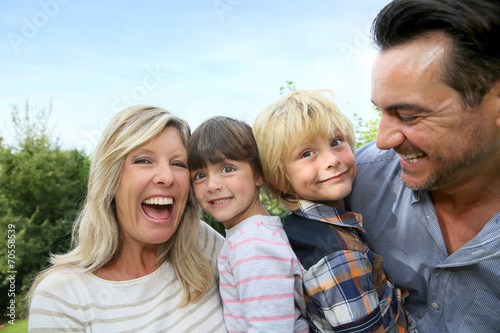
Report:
325,150,340,170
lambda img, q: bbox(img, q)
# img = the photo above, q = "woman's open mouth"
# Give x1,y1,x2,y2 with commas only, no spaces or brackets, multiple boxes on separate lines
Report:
142,197,174,221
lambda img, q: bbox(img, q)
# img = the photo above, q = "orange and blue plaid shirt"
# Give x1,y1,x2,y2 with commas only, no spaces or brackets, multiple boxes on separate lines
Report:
283,200,410,333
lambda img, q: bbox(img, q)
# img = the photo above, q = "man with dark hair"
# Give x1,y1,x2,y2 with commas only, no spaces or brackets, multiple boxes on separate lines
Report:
345,0,500,331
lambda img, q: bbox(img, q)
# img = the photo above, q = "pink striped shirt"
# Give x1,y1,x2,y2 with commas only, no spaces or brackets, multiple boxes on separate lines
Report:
218,215,309,332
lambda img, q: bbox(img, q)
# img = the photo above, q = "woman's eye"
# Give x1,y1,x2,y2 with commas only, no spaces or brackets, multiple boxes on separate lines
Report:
172,161,188,169
300,151,313,159
134,158,151,164
222,165,235,173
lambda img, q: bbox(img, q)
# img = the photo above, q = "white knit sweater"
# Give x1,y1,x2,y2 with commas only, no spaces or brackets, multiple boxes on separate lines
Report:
28,221,227,333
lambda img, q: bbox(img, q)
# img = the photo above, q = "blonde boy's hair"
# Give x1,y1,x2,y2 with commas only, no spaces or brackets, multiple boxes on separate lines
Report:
253,90,356,211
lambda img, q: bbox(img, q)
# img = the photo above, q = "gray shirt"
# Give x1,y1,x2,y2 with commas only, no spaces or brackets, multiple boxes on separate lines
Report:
345,141,500,333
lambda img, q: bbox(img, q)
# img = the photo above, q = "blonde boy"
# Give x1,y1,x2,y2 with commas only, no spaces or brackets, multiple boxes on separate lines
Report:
253,90,410,333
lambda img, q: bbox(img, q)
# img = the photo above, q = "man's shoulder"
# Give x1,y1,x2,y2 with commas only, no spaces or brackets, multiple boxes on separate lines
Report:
354,142,402,182
347,142,405,209
355,141,399,165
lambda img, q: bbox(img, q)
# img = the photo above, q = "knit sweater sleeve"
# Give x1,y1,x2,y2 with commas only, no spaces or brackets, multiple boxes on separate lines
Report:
28,271,87,332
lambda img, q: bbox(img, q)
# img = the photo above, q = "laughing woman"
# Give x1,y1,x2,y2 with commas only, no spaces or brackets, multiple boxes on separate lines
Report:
27,106,226,332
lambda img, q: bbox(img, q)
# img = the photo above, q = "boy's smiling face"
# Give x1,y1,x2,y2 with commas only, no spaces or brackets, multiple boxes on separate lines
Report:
283,129,356,208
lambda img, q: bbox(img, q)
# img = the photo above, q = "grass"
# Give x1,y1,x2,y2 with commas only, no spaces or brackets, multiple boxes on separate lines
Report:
0,318,28,332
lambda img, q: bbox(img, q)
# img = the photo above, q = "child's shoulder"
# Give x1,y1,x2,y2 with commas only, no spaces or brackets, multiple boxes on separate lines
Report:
228,215,285,241
283,213,361,269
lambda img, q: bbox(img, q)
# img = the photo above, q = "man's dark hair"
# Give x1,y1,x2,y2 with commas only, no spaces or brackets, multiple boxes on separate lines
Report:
372,0,500,107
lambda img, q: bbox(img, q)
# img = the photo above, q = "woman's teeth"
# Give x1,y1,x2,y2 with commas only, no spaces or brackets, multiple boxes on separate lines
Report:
143,197,173,205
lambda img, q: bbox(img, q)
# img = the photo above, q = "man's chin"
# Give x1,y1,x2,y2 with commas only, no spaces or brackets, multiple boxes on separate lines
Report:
401,173,435,191
401,171,450,191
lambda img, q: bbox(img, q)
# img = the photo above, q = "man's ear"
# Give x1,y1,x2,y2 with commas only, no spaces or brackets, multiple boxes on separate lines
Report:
491,80,500,128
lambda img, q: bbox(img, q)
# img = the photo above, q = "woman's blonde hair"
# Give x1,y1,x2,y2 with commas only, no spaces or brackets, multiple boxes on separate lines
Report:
253,90,356,211
28,105,213,306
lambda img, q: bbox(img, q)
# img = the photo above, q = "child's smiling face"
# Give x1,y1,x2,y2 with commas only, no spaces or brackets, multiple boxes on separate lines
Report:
283,129,356,208
191,159,263,229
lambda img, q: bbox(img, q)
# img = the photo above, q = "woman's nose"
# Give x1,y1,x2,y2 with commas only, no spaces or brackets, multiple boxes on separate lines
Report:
153,164,174,187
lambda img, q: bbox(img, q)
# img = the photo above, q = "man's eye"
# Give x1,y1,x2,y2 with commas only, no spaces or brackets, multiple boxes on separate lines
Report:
399,114,416,122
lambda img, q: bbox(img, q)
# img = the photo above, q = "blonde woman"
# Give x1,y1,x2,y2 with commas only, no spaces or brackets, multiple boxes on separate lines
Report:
28,106,226,332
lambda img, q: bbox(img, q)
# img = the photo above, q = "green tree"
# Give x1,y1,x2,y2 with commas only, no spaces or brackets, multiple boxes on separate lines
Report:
201,211,226,236
353,105,381,148
0,102,90,319
260,190,288,220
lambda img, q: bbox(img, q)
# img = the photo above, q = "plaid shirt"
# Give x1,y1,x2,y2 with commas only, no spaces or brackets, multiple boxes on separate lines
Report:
283,200,409,333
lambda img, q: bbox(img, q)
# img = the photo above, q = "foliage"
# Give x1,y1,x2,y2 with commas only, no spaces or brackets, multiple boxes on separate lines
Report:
260,190,289,220
0,317,28,332
202,211,226,236
279,80,296,95
353,105,381,148
0,102,90,319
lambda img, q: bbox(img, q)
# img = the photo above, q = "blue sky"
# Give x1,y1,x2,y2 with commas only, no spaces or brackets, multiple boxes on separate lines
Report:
1,0,390,153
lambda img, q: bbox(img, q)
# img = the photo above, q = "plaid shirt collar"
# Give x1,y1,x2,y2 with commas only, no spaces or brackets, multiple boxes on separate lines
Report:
294,200,364,230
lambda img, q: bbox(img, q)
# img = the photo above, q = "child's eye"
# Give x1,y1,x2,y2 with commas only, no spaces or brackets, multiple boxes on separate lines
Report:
222,165,236,173
192,172,206,181
300,151,313,159
331,139,342,148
